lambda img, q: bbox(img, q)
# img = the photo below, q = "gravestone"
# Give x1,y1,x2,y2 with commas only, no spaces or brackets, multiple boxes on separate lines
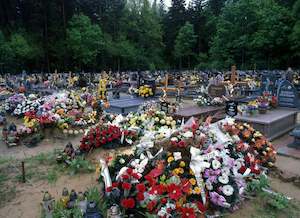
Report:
277,80,298,108
225,101,238,117
207,84,226,98
261,74,277,94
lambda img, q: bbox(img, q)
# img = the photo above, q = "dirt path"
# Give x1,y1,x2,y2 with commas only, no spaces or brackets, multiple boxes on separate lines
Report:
0,173,98,218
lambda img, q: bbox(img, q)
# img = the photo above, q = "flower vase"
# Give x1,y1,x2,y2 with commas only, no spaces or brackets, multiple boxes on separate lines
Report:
259,108,267,114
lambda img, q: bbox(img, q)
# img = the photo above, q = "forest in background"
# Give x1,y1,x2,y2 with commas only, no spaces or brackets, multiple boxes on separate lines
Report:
0,0,299,72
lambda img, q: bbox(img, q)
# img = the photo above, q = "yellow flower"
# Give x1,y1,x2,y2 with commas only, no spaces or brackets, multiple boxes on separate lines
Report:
194,187,201,194
167,156,174,163
189,169,195,175
189,178,196,186
178,168,184,174
172,168,180,175
179,161,186,168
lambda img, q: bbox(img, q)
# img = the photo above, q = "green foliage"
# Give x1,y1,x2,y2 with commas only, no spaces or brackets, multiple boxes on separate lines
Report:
174,22,197,68
266,193,289,210
66,14,104,68
209,0,294,69
246,175,270,193
67,157,95,176
0,0,299,70
52,201,83,218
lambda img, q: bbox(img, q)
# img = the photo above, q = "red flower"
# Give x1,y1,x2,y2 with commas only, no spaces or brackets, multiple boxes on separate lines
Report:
112,182,119,188
108,137,113,142
197,201,207,213
121,198,135,209
178,140,186,147
106,186,112,192
167,184,181,200
149,184,165,195
161,198,167,204
122,174,130,180
147,200,157,211
145,174,156,186
180,207,196,218
181,179,191,194
126,168,133,175
122,182,132,190
136,183,146,193
132,173,140,179
239,165,247,174
136,192,145,201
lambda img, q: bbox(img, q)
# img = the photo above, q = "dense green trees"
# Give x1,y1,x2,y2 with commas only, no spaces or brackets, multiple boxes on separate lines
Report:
0,0,299,72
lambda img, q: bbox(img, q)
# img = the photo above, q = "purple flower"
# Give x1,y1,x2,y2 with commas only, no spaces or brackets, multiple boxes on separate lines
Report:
225,157,235,168
204,169,221,183
209,191,227,207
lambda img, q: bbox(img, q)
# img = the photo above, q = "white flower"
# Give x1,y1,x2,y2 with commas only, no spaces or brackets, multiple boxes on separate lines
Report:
221,167,230,176
171,137,178,142
173,152,182,161
212,159,221,169
222,185,234,196
206,181,213,190
218,174,229,184
119,158,125,164
183,131,193,138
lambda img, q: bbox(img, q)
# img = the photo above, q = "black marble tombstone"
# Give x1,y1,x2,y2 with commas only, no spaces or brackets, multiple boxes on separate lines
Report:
260,73,277,95
226,101,238,117
277,80,298,108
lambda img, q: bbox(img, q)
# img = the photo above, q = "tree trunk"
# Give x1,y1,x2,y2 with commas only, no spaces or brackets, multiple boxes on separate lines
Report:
62,0,66,71
179,57,182,70
43,0,50,73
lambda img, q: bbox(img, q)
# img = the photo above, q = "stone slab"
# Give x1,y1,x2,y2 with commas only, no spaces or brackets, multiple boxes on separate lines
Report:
106,97,156,114
277,146,300,160
174,105,225,119
235,108,298,140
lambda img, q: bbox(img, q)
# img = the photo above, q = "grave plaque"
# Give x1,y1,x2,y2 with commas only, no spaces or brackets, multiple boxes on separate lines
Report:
207,84,226,98
226,101,238,117
261,74,276,94
277,80,297,107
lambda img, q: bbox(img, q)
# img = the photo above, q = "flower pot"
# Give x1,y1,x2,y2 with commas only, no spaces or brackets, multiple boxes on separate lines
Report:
259,108,267,114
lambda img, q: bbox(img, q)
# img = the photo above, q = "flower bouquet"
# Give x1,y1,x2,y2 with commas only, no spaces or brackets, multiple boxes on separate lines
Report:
138,85,153,98
79,125,138,152
246,101,258,116
269,96,278,108
257,94,269,114
194,94,211,107
4,93,26,113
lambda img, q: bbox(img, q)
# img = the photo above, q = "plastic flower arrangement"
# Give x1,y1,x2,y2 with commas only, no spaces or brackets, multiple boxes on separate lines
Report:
13,96,43,117
4,94,26,113
246,100,258,116
138,85,153,98
219,119,276,167
102,112,276,217
153,111,176,130
194,95,210,106
23,111,40,130
79,125,138,152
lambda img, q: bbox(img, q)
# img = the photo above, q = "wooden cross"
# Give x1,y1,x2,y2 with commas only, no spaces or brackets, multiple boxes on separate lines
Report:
157,74,184,99
222,65,248,86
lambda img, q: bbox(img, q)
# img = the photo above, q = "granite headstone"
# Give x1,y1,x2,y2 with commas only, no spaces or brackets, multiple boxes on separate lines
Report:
277,80,298,107
207,84,226,98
